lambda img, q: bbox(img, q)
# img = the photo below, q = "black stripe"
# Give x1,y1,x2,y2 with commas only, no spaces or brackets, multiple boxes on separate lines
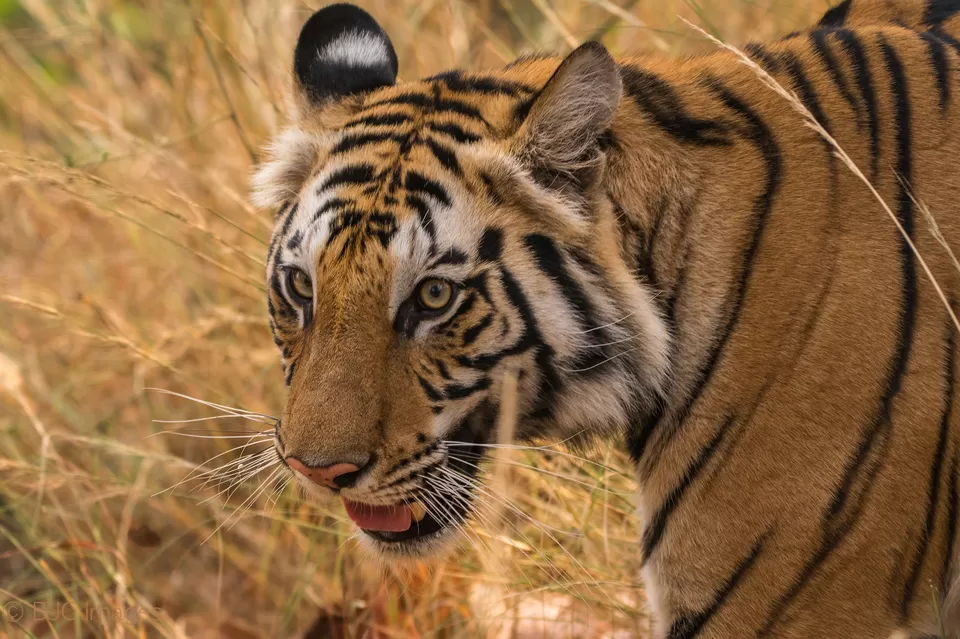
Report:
668,532,769,639
367,92,488,123
427,97,487,123
832,29,879,180
619,66,731,146
828,38,916,523
672,80,782,427
436,291,477,334
366,213,398,249
901,319,955,617
269,272,297,320
524,233,614,375
317,165,375,193
427,70,533,96
781,52,832,140
428,249,469,268
331,132,406,154
326,212,363,244
743,42,781,73
809,30,861,124
920,31,951,112
524,234,601,332
478,229,503,262
926,0,960,26
284,361,296,387
642,415,735,562
367,92,431,110
443,376,491,400
406,195,434,241
417,374,445,402
425,138,462,176
342,113,412,129
942,453,959,595
269,201,299,264
932,25,960,57
286,229,303,251
818,0,852,27
427,122,481,143
627,397,666,463
499,266,561,415
512,90,541,124
405,171,451,207
463,314,493,347
435,359,452,380
311,198,352,224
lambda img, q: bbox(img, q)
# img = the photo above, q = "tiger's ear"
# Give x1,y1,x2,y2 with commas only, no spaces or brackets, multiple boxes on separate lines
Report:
293,3,398,111
516,42,621,193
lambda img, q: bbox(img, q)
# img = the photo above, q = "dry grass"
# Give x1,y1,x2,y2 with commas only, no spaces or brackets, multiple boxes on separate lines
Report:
0,1,830,637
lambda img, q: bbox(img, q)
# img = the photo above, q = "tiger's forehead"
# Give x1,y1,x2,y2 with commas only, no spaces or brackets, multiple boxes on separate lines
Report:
291,71,540,267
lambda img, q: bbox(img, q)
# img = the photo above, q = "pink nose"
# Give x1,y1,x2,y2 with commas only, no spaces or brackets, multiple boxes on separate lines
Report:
286,458,362,489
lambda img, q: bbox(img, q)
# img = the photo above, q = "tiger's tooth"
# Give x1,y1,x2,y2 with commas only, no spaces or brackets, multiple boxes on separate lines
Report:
409,502,427,522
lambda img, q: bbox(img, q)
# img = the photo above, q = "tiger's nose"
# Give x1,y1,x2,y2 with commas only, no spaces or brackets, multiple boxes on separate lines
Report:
285,457,368,489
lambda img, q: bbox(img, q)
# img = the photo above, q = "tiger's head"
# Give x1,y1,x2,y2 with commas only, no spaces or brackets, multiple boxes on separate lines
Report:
254,3,670,558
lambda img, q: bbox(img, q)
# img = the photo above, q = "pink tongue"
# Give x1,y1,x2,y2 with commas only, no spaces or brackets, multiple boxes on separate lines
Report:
343,499,412,532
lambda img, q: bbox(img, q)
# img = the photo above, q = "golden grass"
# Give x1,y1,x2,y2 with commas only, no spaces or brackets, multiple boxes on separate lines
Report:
0,1,830,637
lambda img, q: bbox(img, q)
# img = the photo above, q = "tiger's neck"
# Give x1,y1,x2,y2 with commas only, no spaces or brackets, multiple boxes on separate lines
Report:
601,58,772,470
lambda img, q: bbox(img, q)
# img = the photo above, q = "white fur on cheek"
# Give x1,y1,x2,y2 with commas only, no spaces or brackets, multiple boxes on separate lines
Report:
317,31,390,69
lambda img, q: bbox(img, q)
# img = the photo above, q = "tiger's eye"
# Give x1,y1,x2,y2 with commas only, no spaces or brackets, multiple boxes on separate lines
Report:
288,268,313,301
417,278,454,311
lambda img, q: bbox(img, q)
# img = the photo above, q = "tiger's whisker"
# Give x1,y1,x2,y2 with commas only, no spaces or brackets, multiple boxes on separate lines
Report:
557,346,643,373
145,388,279,422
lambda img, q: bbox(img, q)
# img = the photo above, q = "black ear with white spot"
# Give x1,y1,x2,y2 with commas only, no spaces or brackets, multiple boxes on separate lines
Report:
294,3,398,106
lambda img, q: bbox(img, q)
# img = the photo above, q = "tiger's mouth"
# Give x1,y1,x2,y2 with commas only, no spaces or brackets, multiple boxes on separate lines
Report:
344,473,478,547
349,409,490,552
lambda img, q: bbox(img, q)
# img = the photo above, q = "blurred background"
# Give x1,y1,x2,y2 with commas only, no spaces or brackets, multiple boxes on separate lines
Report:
1,0,829,636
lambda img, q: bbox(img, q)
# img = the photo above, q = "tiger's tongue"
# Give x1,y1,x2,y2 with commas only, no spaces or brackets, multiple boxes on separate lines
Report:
342,499,412,532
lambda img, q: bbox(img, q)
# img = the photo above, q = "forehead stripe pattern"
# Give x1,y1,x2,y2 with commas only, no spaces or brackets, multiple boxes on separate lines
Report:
426,122,481,143
425,138,462,176
332,132,408,154
302,75,517,263
317,164,376,194
366,91,488,124
427,69,536,97
342,113,413,129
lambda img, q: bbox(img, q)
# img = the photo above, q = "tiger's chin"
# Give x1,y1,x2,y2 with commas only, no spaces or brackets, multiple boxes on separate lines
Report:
358,516,466,559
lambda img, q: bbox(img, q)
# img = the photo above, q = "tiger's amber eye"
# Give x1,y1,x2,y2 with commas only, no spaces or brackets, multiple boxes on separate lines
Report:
288,269,313,301
417,278,453,311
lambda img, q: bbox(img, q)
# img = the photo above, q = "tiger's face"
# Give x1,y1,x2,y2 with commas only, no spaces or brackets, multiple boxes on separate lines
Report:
254,3,670,558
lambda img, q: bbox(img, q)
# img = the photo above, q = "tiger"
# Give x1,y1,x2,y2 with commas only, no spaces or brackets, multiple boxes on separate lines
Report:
252,1,960,636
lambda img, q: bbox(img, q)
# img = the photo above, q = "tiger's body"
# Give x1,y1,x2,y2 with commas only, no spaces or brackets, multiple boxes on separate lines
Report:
254,1,960,636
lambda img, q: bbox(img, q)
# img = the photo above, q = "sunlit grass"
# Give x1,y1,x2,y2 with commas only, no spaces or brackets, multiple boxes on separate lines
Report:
1,1,829,636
